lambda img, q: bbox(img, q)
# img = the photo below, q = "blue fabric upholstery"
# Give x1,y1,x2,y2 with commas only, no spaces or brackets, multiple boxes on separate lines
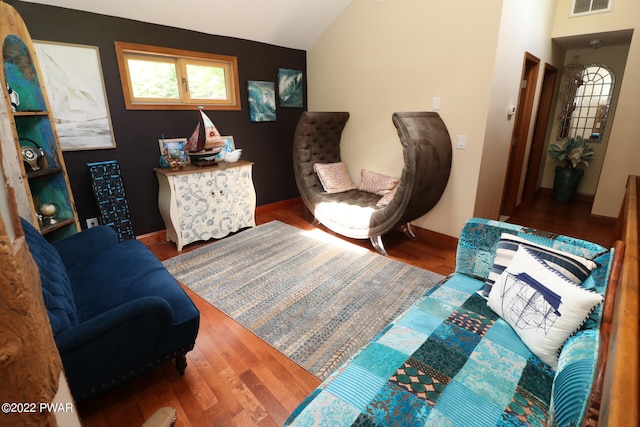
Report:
21,218,200,401
22,216,79,335
550,330,599,427
286,218,611,426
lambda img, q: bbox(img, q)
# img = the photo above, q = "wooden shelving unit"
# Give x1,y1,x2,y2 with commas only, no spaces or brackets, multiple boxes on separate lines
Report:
0,3,80,241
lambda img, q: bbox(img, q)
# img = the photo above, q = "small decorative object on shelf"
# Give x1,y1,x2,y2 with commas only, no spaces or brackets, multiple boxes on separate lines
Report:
20,138,45,171
6,84,19,111
165,148,184,172
38,202,59,225
222,148,242,163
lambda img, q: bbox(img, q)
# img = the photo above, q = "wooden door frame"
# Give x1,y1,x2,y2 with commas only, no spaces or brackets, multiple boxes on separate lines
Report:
523,63,558,203
500,52,540,216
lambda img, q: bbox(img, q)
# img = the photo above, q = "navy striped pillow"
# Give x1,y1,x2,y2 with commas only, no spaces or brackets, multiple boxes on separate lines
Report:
482,233,597,297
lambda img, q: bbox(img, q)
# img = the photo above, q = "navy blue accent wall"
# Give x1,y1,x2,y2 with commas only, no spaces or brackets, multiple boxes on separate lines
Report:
7,0,306,235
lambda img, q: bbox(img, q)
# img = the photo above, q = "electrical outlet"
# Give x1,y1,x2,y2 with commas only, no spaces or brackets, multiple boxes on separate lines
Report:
86,217,99,228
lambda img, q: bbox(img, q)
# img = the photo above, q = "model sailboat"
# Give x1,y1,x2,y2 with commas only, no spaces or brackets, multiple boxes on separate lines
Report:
187,110,226,166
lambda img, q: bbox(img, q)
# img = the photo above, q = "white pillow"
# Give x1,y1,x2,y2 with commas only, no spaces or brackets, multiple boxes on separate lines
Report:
487,246,603,369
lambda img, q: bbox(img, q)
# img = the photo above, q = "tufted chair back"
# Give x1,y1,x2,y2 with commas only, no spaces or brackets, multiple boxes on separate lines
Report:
293,112,350,206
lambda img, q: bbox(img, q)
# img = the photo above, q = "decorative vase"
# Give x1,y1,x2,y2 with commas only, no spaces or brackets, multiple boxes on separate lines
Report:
553,166,583,203
159,155,170,168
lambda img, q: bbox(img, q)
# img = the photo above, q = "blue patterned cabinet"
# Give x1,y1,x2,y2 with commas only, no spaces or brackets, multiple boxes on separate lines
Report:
154,161,256,251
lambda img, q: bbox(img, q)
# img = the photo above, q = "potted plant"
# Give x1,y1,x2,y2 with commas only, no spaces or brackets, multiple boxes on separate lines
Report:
548,136,595,203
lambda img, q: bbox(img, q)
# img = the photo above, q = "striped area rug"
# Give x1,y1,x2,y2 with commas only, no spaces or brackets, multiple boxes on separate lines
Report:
163,221,444,379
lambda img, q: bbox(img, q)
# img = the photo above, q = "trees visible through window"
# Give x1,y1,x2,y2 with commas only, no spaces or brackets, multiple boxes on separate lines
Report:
115,42,240,110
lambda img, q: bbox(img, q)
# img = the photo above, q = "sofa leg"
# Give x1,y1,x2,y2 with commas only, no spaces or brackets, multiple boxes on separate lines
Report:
175,354,187,376
402,223,417,240
370,235,388,256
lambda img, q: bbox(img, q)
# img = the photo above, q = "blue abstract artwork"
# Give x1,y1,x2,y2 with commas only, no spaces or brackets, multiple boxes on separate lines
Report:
248,80,276,122
278,68,303,107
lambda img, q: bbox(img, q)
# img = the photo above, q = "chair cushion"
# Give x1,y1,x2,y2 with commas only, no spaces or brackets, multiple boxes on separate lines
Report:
21,218,78,336
67,239,196,325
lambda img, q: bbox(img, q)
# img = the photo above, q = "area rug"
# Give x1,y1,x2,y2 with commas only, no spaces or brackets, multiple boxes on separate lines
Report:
163,221,444,379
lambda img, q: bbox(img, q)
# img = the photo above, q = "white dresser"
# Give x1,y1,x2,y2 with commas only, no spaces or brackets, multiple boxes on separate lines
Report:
154,161,256,251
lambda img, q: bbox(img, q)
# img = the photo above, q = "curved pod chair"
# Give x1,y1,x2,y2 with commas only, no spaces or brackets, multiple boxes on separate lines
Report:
293,111,452,255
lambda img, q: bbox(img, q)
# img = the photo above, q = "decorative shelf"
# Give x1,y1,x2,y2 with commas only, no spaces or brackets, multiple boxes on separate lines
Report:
13,110,48,116
26,167,63,179
0,5,80,241
40,217,75,235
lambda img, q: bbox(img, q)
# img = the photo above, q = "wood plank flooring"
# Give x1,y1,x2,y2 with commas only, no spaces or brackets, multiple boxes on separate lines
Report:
77,194,616,426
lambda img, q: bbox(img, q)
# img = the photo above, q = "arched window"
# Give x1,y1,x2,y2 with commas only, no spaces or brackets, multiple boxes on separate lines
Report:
558,64,614,141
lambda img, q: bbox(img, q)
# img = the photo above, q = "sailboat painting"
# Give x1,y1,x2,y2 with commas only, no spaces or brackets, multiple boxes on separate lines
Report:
278,69,303,108
34,41,116,151
248,80,276,122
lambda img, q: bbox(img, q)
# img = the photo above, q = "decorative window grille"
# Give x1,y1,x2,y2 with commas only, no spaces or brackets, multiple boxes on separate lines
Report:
570,0,612,16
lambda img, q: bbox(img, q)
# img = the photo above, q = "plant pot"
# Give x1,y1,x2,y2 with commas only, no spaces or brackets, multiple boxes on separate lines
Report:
553,166,583,203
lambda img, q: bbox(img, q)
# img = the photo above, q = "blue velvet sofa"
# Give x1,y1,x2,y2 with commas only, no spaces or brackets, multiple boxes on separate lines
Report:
21,218,200,401
286,218,618,427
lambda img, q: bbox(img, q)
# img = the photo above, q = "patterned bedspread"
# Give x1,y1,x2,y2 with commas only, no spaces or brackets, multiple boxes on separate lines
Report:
286,274,558,426
285,218,610,427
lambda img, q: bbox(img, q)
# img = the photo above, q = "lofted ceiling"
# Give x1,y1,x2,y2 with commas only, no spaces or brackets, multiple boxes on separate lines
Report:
19,0,353,50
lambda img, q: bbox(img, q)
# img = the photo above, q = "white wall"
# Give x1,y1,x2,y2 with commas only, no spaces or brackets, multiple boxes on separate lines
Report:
308,0,556,237
552,0,640,217
474,0,557,220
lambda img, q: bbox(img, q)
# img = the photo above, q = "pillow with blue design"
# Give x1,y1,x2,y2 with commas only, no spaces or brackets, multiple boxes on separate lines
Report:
483,233,597,298
487,245,603,369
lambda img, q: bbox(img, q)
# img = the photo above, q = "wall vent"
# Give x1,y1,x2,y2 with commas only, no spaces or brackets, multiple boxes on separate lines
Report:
570,0,612,16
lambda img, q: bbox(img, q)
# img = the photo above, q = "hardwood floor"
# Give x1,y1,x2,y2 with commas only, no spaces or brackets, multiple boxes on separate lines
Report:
77,194,616,426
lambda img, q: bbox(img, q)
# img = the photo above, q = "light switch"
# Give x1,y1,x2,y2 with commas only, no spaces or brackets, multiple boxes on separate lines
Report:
456,135,467,150
432,97,441,110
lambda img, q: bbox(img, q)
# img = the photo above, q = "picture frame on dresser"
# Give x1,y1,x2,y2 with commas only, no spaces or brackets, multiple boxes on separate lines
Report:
158,138,189,163
216,136,235,160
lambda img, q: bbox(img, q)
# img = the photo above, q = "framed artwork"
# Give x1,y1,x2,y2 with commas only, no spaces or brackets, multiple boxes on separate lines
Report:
33,40,116,151
248,80,276,122
278,68,303,107
216,136,235,160
158,138,189,163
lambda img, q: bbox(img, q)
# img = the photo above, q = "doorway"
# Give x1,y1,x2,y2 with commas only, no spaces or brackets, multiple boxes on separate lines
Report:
523,63,558,203
500,52,540,217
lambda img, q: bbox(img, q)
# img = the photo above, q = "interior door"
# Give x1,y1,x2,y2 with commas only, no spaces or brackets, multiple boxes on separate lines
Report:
500,52,540,217
523,63,558,203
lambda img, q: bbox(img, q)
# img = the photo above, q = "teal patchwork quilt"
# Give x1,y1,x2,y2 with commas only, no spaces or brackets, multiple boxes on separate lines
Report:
286,218,611,426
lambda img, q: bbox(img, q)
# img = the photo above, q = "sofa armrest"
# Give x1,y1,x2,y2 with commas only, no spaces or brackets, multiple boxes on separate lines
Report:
455,218,523,279
54,296,173,352
52,226,119,269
